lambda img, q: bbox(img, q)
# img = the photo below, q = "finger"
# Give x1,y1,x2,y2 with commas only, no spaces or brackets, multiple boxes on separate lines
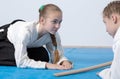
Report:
56,65,65,70
65,64,73,69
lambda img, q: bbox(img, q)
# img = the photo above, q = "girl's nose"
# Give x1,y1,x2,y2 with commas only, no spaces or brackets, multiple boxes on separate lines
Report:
55,23,60,29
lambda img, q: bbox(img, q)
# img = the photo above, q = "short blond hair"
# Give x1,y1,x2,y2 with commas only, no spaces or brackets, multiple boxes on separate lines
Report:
39,4,62,18
103,1,120,18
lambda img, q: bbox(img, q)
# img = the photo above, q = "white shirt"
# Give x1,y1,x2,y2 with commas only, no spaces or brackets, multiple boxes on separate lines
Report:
98,27,120,79
7,21,68,69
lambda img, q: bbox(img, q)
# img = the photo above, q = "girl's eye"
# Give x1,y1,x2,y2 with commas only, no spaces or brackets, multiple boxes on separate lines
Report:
52,19,62,24
52,20,62,24
52,20,58,24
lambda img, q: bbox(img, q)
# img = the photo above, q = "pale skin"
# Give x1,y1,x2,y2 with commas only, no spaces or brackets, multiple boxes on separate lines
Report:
38,11,72,70
103,13,120,38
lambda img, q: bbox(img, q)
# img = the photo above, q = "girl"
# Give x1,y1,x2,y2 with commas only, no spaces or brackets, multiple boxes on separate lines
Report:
98,1,120,79
0,4,72,69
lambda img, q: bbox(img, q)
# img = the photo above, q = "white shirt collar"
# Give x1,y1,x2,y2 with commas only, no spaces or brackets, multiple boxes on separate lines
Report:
114,26,120,43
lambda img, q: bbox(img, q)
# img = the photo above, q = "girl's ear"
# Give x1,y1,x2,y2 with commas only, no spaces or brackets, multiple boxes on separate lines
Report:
39,16,45,23
111,14,117,24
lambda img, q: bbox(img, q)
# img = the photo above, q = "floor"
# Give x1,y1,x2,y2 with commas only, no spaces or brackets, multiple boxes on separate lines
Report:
0,48,113,79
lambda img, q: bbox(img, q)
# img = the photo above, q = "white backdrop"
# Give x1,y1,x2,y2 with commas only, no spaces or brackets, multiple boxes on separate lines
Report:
0,0,113,47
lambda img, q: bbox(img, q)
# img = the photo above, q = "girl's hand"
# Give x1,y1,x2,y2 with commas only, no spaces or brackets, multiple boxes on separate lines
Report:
61,60,73,69
45,63,67,70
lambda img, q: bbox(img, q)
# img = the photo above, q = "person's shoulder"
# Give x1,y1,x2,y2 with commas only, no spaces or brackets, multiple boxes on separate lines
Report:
8,20,37,32
12,20,37,26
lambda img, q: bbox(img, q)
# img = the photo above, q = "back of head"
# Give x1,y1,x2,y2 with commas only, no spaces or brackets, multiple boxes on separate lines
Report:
103,1,120,18
39,4,62,18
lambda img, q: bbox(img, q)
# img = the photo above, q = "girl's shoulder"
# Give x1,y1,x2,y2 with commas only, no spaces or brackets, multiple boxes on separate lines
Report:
9,20,38,29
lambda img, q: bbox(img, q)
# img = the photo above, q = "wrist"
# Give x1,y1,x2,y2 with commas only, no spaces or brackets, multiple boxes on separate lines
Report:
45,63,48,69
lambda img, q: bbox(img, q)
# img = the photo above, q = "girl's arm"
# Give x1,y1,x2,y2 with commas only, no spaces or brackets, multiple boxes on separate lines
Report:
14,42,47,69
13,29,47,69
46,33,72,69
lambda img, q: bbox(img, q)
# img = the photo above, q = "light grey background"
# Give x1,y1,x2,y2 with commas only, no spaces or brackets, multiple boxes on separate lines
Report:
0,0,112,47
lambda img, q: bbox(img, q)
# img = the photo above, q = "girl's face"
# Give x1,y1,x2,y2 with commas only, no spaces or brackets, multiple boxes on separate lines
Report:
42,11,62,34
103,15,118,38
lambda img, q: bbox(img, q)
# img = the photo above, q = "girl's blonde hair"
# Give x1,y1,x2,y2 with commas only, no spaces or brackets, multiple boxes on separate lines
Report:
103,1,120,18
39,4,62,18
50,34,60,64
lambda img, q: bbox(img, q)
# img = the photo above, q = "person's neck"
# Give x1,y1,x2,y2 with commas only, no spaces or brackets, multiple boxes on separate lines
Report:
37,23,47,38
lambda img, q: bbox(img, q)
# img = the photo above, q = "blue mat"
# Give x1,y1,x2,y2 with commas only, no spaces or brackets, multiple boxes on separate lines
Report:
0,48,113,79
